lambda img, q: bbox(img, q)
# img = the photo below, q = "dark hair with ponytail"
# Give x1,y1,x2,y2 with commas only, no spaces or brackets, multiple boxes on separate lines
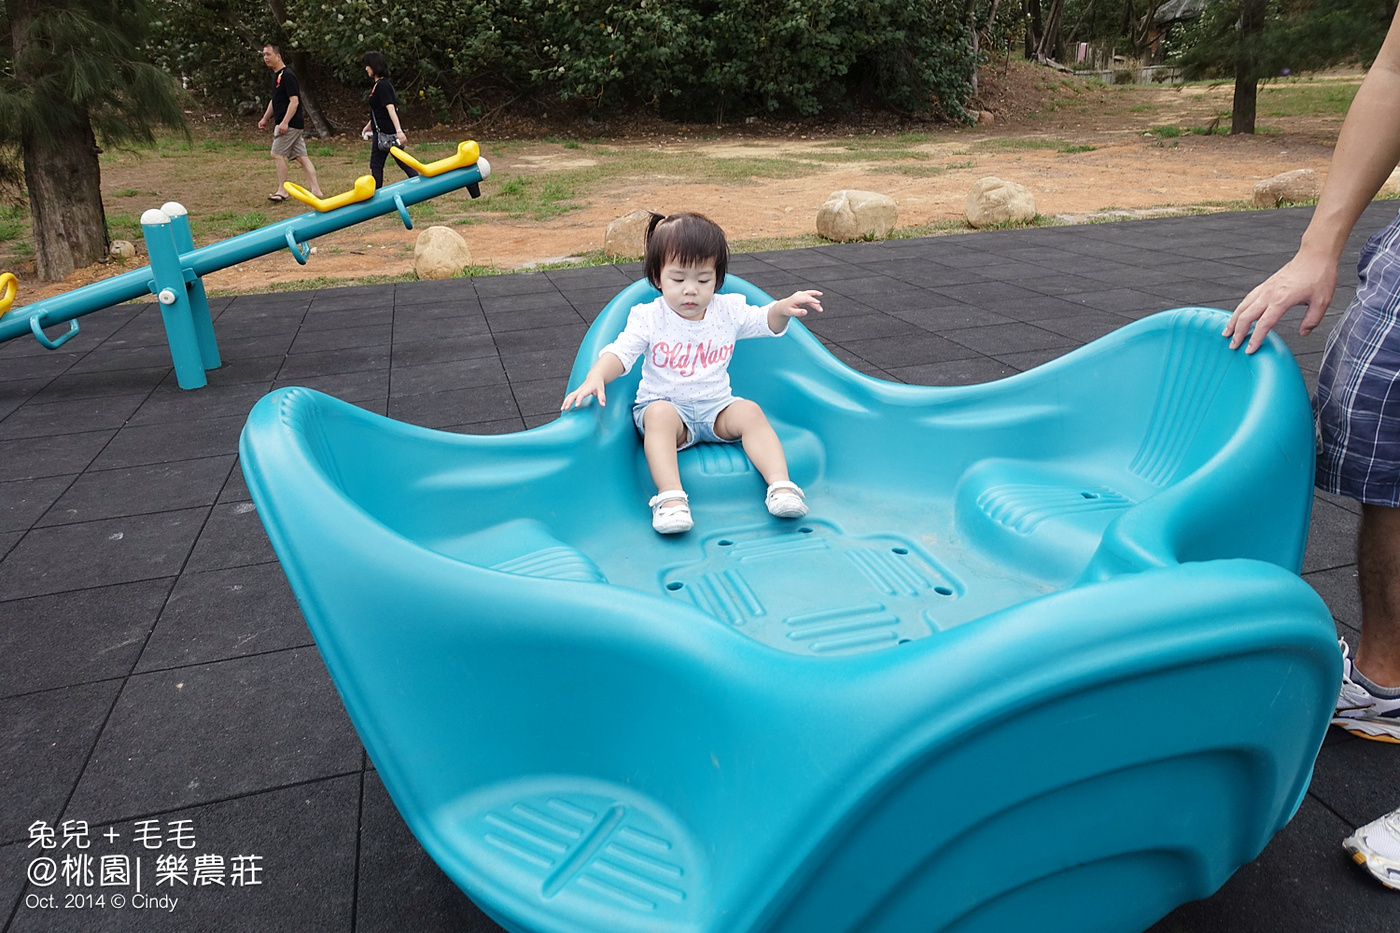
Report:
644,212,728,289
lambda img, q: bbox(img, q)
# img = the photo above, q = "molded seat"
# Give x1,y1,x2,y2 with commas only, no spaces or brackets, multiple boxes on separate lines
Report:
241,276,1340,933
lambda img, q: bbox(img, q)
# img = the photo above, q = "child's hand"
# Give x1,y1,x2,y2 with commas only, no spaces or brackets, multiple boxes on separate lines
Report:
561,374,607,410
774,290,823,318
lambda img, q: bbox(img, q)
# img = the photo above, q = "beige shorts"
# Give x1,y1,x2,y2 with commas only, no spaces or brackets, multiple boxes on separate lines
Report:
270,127,308,159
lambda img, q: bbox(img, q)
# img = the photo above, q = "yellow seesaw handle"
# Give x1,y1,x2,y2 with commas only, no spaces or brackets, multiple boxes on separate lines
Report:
389,140,480,177
0,272,17,318
284,175,377,212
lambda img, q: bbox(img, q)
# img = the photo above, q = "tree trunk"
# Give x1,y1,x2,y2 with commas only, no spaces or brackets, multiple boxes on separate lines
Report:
23,113,109,282
1037,0,1066,62
1026,0,1043,58
1231,69,1257,135
1231,0,1265,134
9,0,108,281
264,0,337,137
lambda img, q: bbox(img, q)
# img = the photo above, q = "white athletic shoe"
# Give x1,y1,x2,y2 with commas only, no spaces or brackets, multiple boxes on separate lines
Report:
1343,806,1400,891
1333,639,1400,743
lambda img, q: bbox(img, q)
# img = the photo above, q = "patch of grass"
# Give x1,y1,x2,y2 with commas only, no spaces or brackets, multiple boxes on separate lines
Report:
521,250,613,272
193,210,269,237
461,262,506,276
1058,144,1097,154
977,137,1072,150
1190,124,1229,136
106,212,142,241
0,205,27,242
201,139,223,151
1148,125,1184,138
1128,104,1157,113
464,174,582,221
308,143,337,157
972,214,1062,231
114,188,140,198
873,163,950,177
207,272,415,296
1258,81,1359,117
800,148,931,164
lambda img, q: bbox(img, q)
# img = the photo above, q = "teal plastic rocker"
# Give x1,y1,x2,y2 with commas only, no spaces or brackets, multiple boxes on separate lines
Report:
241,276,1340,933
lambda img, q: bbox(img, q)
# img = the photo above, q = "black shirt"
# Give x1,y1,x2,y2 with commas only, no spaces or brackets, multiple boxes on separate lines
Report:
369,78,399,135
270,67,305,130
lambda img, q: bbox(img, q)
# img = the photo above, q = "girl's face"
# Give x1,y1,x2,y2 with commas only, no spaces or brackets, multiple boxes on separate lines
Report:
659,258,717,319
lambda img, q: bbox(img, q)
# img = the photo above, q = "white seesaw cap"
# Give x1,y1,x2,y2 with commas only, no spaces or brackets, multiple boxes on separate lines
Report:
161,202,189,218
477,156,491,180
140,209,171,226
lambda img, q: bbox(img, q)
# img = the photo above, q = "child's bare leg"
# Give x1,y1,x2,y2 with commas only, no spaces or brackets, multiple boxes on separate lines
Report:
642,402,688,504
715,400,789,483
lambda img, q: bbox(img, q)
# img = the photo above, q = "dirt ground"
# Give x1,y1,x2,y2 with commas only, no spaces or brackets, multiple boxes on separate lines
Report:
2,63,1363,305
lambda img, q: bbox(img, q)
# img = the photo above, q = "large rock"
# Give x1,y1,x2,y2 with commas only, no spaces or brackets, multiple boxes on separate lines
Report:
604,209,656,259
964,177,1036,228
1252,169,1321,208
816,190,898,242
413,226,472,280
109,240,137,259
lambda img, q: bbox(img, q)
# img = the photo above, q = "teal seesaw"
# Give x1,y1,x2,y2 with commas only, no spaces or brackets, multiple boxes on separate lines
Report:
0,141,489,389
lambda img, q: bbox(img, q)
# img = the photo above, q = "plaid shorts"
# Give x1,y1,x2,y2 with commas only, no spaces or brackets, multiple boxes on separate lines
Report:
1315,210,1400,505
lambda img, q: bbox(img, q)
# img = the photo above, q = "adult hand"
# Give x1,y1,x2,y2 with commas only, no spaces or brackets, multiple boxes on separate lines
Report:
1225,249,1338,354
258,117,267,130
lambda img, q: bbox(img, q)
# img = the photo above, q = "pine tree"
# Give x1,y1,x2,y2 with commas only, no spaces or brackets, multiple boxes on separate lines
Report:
1171,0,1391,134
1,0,186,281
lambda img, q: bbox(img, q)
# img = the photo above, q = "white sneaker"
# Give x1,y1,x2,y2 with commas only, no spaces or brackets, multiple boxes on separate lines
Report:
1343,807,1400,891
648,490,692,534
1333,639,1400,743
765,481,808,519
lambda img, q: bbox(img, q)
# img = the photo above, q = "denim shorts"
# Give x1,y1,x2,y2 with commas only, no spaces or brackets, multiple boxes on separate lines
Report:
633,396,741,450
1316,210,1400,505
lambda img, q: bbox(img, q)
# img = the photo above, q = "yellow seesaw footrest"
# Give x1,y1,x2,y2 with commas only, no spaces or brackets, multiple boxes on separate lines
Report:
0,272,17,318
390,140,480,177
285,175,377,212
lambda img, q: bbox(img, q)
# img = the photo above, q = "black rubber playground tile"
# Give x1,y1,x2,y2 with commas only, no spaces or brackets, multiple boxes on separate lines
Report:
136,563,309,672
0,475,77,533
36,457,233,528
355,772,499,933
0,508,206,601
7,776,361,933
66,648,361,824
0,680,121,845
183,500,277,574
0,430,115,481
0,581,171,698
0,393,148,441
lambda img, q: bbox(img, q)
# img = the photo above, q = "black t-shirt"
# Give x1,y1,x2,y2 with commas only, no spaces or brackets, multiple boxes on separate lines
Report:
369,78,399,134
270,67,305,129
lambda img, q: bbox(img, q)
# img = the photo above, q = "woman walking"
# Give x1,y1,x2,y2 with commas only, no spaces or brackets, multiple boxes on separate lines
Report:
360,52,419,188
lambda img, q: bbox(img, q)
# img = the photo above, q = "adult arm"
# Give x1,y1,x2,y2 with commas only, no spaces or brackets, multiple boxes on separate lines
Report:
1226,13,1400,353
279,95,299,133
385,103,407,143
259,100,273,130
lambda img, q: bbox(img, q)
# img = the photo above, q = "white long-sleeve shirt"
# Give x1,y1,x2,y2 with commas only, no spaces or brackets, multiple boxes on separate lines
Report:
598,294,785,407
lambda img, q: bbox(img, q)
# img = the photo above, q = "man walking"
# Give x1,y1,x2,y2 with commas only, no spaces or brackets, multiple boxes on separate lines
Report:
1226,11,1400,892
258,43,323,202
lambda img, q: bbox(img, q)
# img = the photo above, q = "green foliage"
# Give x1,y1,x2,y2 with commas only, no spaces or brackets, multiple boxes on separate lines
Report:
149,1,977,122
1170,0,1390,83
0,0,188,151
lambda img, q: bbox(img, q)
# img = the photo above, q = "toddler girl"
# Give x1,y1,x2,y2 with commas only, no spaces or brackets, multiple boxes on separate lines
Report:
561,212,823,533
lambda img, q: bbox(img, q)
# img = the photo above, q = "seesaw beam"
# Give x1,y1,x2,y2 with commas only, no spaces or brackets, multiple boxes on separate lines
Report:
0,148,489,389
